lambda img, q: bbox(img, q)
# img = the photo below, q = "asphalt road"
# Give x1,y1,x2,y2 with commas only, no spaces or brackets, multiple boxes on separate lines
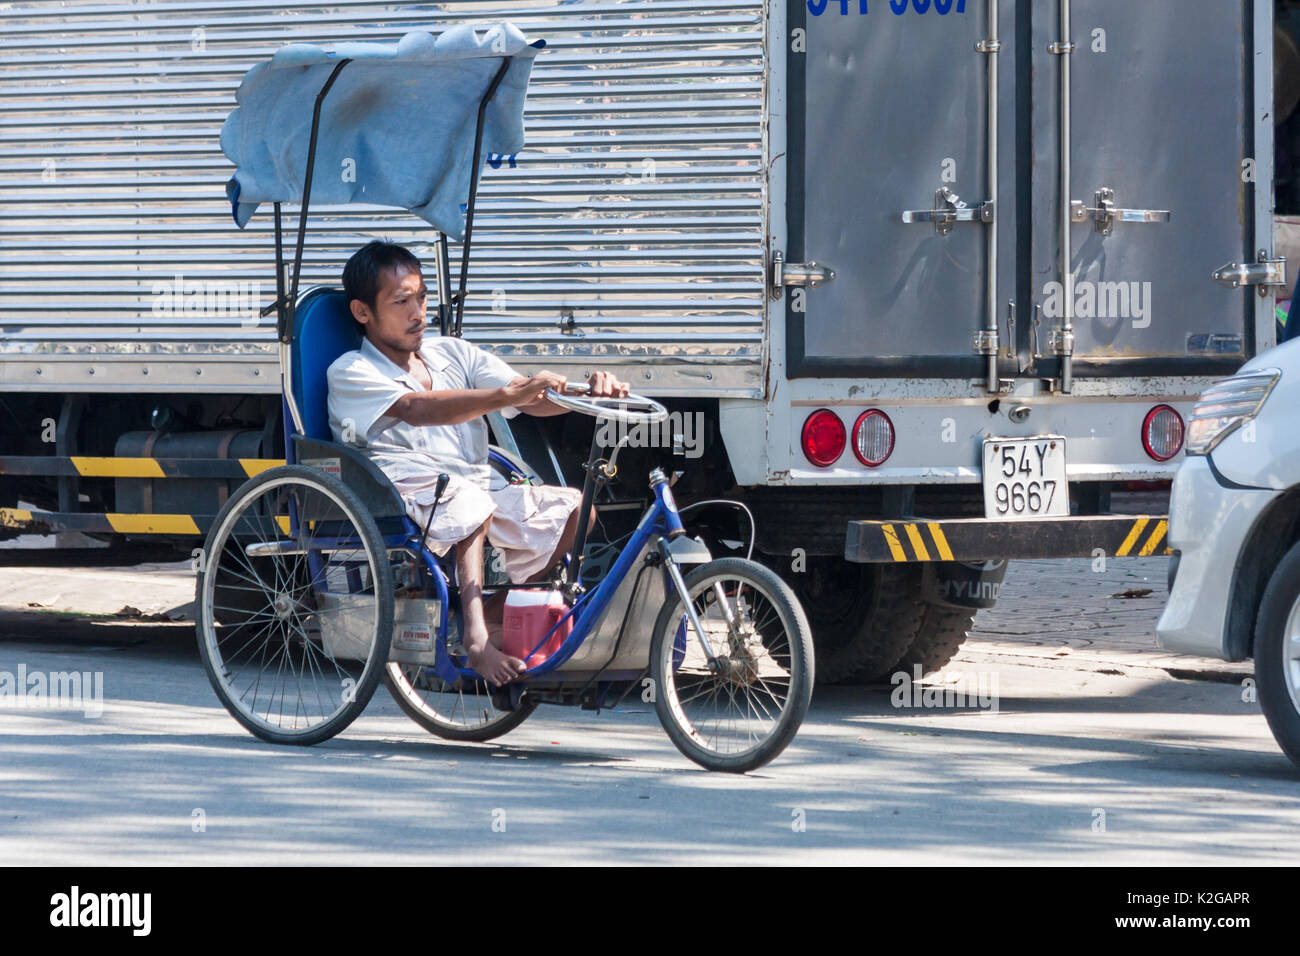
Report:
0,550,1295,865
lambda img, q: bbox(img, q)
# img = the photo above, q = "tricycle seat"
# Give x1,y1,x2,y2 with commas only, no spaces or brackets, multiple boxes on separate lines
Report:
290,285,359,443
283,286,411,523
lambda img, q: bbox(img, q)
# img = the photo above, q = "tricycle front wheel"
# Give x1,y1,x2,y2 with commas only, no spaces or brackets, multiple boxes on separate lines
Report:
650,557,814,772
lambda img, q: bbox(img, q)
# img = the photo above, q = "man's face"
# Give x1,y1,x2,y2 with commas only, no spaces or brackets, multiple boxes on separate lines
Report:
351,263,427,354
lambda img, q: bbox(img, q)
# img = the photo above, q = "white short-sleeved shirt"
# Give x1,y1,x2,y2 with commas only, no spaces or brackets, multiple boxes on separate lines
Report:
326,333,522,489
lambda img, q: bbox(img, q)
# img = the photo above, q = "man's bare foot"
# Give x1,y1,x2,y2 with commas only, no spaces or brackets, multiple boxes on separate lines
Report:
467,641,527,687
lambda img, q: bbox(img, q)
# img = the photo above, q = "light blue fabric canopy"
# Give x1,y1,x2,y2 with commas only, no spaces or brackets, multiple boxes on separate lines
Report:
220,24,544,239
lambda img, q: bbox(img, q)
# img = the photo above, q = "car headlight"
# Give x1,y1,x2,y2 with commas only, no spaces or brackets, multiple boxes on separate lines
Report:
1184,368,1281,455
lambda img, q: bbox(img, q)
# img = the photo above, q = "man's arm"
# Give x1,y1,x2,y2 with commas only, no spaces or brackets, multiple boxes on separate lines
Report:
386,372,566,427
387,367,632,426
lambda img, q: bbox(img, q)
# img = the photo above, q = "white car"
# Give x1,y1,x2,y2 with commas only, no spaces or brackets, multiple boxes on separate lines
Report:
1157,336,1300,765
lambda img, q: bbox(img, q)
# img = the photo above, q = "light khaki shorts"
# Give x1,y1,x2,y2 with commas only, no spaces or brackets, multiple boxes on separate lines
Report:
394,473,582,583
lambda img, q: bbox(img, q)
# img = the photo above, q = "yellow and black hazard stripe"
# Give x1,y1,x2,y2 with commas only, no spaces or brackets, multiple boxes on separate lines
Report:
879,522,956,562
0,456,345,537
0,508,210,536
847,515,1174,563
1113,516,1169,557
0,508,294,537
0,456,284,479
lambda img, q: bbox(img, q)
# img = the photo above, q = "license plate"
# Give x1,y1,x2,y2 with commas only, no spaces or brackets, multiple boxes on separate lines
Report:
982,436,1068,520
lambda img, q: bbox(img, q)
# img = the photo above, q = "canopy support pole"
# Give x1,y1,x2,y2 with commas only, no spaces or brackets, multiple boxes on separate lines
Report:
435,232,453,337
283,57,353,344
272,202,286,336
452,57,512,338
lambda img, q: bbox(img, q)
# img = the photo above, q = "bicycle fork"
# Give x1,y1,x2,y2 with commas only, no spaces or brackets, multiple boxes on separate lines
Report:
655,537,733,673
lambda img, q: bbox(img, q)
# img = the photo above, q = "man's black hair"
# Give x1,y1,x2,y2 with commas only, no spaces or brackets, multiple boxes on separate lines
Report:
341,240,423,335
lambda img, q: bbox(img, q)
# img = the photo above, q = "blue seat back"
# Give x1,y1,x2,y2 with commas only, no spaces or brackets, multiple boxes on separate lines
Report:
290,287,361,442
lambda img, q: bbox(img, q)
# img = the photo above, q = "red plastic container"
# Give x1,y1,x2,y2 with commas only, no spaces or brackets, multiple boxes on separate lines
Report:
501,590,572,666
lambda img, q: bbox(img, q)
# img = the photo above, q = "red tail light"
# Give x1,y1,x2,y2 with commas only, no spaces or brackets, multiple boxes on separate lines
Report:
801,409,845,467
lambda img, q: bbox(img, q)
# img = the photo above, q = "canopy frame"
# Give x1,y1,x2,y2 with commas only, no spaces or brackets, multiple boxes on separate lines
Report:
262,55,514,345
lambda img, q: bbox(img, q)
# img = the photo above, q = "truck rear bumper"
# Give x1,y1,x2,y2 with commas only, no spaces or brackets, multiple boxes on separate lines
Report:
844,515,1171,563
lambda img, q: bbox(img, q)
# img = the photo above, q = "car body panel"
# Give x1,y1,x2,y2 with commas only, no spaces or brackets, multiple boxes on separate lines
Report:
1156,456,1280,659
1157,338,1300,658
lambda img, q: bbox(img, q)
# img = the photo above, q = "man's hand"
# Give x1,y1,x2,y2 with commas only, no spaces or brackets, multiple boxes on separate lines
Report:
587,370,631,398
505,370,567,409
512,368,631,417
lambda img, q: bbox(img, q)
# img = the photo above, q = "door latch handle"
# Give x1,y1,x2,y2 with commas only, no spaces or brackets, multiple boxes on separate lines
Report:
1005,301,1016,361
902,186,995,236
1030,303,1042,361
1070,187,1170,236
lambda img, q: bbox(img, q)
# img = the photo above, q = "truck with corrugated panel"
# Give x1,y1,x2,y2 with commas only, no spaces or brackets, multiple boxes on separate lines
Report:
0,0,1282,683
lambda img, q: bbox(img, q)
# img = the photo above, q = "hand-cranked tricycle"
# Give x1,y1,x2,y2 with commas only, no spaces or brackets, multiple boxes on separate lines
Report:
198,22,813,772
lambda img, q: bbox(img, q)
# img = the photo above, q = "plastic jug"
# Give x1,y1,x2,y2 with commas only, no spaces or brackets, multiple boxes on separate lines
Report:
501,589,572,666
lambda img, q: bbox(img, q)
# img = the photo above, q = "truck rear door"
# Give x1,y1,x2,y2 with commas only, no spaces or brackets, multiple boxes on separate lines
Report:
785,0,1000,380
782,0,1277,387
1030,0,1277,382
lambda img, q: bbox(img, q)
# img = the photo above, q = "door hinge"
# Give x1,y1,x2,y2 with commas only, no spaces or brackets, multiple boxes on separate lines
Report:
972,329,999,355
1213,250,1288,296
1049,327,1075,357
770,250,835,299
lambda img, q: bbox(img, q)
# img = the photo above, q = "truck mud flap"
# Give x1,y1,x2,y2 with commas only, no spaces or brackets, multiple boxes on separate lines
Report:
845,516,1170,563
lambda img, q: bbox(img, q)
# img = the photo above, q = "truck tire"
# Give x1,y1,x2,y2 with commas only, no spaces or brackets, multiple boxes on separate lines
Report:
775,557,926,684
890,604,978,678
1253,538,1300,769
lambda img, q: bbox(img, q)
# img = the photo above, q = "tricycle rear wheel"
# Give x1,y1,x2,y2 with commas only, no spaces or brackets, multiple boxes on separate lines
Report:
384,663,537,742
195,464,394,746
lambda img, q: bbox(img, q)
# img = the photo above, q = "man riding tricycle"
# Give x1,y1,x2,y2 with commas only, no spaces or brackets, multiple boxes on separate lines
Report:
197,21,813,772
